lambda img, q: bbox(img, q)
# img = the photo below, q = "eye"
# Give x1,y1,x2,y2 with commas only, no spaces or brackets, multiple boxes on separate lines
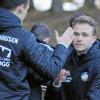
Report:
82,33,89,37
74,32,79,36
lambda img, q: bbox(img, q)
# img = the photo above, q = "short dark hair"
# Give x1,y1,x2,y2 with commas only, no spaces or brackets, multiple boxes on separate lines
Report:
69,13,84,27
71,15,97,34
0,0,29,9
31,23,51,41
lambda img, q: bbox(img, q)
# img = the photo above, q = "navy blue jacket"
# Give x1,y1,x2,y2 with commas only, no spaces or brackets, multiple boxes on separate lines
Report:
27,40,54,100
45,40,100,100
0,8,69,100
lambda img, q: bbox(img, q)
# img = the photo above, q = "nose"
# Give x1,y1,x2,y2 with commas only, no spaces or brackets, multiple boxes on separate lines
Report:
77,35,82,41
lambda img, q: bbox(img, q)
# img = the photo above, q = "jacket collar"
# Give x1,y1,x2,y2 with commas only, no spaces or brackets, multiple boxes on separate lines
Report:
0,8,21,32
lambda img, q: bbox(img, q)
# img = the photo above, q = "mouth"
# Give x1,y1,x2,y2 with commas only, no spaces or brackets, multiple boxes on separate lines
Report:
76,44,82,46
75,44,83,48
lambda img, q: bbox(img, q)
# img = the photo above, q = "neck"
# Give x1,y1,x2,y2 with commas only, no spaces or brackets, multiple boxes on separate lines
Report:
11,10,23,24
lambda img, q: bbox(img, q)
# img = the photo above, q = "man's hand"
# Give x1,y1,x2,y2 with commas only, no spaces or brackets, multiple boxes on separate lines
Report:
55,27,74,48
53,69,69,87
55,69,69,82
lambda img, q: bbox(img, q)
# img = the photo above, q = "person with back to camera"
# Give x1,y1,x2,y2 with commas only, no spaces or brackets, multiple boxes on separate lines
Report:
27,23,54,100
0,0,74,99
45,14,100,100
31,23,54,50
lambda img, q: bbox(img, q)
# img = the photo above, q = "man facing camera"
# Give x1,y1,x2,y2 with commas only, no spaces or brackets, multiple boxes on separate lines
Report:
45,14,100,100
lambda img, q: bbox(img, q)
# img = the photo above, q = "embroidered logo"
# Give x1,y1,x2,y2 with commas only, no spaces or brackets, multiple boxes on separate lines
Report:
81,72,88,82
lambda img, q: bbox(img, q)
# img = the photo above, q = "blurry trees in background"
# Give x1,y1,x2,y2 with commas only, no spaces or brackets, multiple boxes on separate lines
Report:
62,0,85,11
30,0,100,12
84,0,100,10
52,0,63,13
85,0,95,8
24,0,100,45
32,0,52,12
94,0,100,10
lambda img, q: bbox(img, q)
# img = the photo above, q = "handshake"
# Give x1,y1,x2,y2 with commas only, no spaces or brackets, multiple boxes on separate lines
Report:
53,69,71,87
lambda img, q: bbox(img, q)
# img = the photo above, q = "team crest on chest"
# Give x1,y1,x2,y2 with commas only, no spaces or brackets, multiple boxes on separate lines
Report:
81,72,89,82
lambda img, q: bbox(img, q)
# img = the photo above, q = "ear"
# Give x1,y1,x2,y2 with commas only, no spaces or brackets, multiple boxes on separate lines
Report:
16,4,25,14
92,36,97,43
43,37,51,44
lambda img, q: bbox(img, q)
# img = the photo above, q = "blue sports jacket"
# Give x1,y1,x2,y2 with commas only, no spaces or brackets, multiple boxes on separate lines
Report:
0,8,69,100
45,40,100,100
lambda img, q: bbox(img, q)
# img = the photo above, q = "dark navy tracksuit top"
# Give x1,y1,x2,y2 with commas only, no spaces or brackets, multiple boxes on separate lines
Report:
0,8,69,100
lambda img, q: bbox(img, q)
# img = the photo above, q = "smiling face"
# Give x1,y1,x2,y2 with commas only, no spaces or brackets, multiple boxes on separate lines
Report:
72,23,96,54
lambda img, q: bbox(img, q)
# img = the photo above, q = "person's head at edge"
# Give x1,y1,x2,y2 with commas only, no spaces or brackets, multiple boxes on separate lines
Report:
70,14,97,55
0,0,30,23
31,23,51,44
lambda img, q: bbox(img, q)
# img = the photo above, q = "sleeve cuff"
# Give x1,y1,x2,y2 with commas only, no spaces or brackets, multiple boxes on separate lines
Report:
53,80,61,88
57,43,70,48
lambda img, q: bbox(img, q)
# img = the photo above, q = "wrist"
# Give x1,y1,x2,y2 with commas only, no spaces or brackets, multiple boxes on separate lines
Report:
53,80,61,88
58,43,70,48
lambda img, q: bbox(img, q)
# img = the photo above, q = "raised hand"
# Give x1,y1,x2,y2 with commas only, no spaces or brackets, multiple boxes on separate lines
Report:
55,27,74,48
